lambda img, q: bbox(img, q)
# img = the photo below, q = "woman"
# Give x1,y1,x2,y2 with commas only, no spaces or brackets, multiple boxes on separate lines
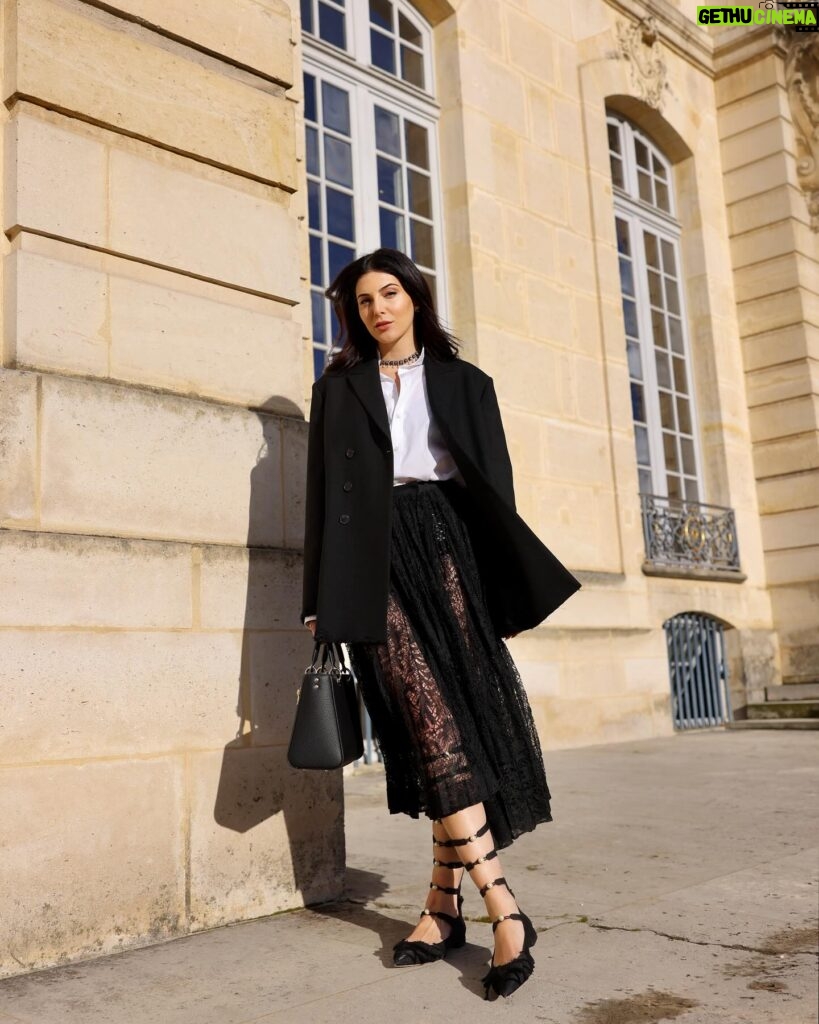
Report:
300,248,581,999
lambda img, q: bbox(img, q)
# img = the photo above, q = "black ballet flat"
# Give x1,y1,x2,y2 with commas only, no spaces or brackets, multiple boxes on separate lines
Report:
392,889,466,966
480,904,537,998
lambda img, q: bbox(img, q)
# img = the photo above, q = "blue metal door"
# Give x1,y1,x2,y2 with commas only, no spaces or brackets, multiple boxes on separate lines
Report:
664,613,733,728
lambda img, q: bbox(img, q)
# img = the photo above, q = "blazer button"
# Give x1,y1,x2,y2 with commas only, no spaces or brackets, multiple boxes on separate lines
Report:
339,513,350,524
343,481,353,492
384,447,392,455
345,447,355,458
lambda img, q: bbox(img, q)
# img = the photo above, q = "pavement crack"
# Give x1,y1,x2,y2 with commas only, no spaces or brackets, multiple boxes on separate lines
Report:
586,921,818,957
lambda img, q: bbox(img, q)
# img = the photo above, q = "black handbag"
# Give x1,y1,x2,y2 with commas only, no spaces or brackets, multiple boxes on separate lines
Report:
287,640,364,770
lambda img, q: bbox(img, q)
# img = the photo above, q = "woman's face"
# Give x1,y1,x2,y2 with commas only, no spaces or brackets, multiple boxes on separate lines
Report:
355,271,417,352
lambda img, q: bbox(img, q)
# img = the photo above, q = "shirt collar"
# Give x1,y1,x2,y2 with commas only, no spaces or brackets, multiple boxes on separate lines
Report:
379,345,425,380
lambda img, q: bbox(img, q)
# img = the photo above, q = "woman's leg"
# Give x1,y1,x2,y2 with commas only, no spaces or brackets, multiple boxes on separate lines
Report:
400,817,465,945
439,802,526,966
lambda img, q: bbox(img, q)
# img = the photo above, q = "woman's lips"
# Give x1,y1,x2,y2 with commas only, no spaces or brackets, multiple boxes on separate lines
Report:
376,322,392,330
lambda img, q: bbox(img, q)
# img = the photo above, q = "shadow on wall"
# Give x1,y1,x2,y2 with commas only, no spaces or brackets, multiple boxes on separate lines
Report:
213,400,346,911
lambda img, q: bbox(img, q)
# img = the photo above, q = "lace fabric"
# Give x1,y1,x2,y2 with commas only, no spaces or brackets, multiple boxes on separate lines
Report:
346,479,552,851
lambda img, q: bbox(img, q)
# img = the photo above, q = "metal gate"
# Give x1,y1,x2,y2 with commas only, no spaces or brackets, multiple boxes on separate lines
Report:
664,612,733,729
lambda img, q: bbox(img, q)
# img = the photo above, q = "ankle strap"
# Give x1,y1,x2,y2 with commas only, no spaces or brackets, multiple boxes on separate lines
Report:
465,848,498,872
479,876,514,898
429,882,461,895
432,856,463,870
433,820,490,848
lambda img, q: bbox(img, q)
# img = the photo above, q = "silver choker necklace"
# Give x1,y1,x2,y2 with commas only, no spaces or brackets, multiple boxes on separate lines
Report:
379,349,421,367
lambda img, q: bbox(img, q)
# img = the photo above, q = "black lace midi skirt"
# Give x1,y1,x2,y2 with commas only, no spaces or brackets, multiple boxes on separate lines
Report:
346,478,553,851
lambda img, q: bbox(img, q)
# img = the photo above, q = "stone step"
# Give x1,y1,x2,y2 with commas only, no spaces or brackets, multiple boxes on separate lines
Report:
766,682,819,701
724,718,819,730
746,700,819,720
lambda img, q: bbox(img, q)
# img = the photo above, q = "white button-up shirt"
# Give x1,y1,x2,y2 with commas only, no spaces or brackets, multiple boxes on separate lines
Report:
379,345,465,488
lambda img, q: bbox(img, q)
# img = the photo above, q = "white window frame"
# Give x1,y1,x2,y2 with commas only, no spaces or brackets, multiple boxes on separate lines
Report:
608,113,706,503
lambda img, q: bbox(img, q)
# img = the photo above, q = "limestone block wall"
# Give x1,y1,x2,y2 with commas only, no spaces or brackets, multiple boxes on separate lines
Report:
713,26,819,686
434,0,778,744
0,0,342,978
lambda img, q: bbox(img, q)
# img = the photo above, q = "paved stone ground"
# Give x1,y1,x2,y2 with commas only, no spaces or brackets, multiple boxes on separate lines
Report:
0,729,816,1023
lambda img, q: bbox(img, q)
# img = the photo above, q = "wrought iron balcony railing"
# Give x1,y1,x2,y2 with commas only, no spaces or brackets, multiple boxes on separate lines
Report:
640,493,742,575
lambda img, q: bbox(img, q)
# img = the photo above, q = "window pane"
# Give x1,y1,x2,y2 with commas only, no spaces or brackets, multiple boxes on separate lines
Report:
326,187,354,241
644,232,659,269
607,122,621,154
324,135,353,186
626,339,643,380
318,1,346,48
380,208,405,250
619,256,634,297
371,29,395,73
304,72,317,122
659,392,676,431
655,180,670,212
309,234,323,285
677,397,692,434
399,11,421,44
668,317,683,354
375,107,401,156
306,126,320,175
630,380,645,421
301,0,313,32
405,120,429,168
615,218,630,256
647,269,663,308
635,424,650,465
667,474,683,500
308,180,322,230
411,218,434,267
652,154,666,179
622,297,638,338
638,170,653,204
369,0,391,30
672,355,687,393
638,467,653,494
313,345,326,380
684,477,699,502
401,45,424,88
328,241,354,282
680,436,696,476
665,277,680,315
321,81,350,135
663,431,679,472
311,291,326,345
610,155,624,189
635,138,649,169
377,156,403,206
655,349,671,389
660,239,676,275
651,309,667,349
408,169,431,217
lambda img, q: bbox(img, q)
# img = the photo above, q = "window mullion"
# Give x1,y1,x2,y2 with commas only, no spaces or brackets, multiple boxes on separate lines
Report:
629,208,666,497
356,88,381,252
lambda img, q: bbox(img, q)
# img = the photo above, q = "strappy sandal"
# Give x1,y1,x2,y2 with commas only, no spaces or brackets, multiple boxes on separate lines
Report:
445,819,538,999
392,830,466,967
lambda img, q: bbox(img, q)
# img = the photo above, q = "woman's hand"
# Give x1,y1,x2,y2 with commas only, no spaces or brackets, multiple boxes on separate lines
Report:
307,620,317,638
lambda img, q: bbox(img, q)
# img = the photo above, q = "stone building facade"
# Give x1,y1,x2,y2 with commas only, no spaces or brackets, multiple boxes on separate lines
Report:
0,0,815,976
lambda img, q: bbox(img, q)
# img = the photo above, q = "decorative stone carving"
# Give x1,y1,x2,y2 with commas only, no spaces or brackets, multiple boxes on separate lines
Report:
775,27,819,231
615,15,667,110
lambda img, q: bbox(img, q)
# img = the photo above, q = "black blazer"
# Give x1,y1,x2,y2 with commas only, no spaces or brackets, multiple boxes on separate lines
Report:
301,350,581,643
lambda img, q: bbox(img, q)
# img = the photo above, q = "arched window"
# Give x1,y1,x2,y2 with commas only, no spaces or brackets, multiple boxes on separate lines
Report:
302,1,444,379
607,111,704,504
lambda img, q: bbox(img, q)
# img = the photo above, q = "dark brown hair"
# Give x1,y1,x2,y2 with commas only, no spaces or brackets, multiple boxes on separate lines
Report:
322,248,461,375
